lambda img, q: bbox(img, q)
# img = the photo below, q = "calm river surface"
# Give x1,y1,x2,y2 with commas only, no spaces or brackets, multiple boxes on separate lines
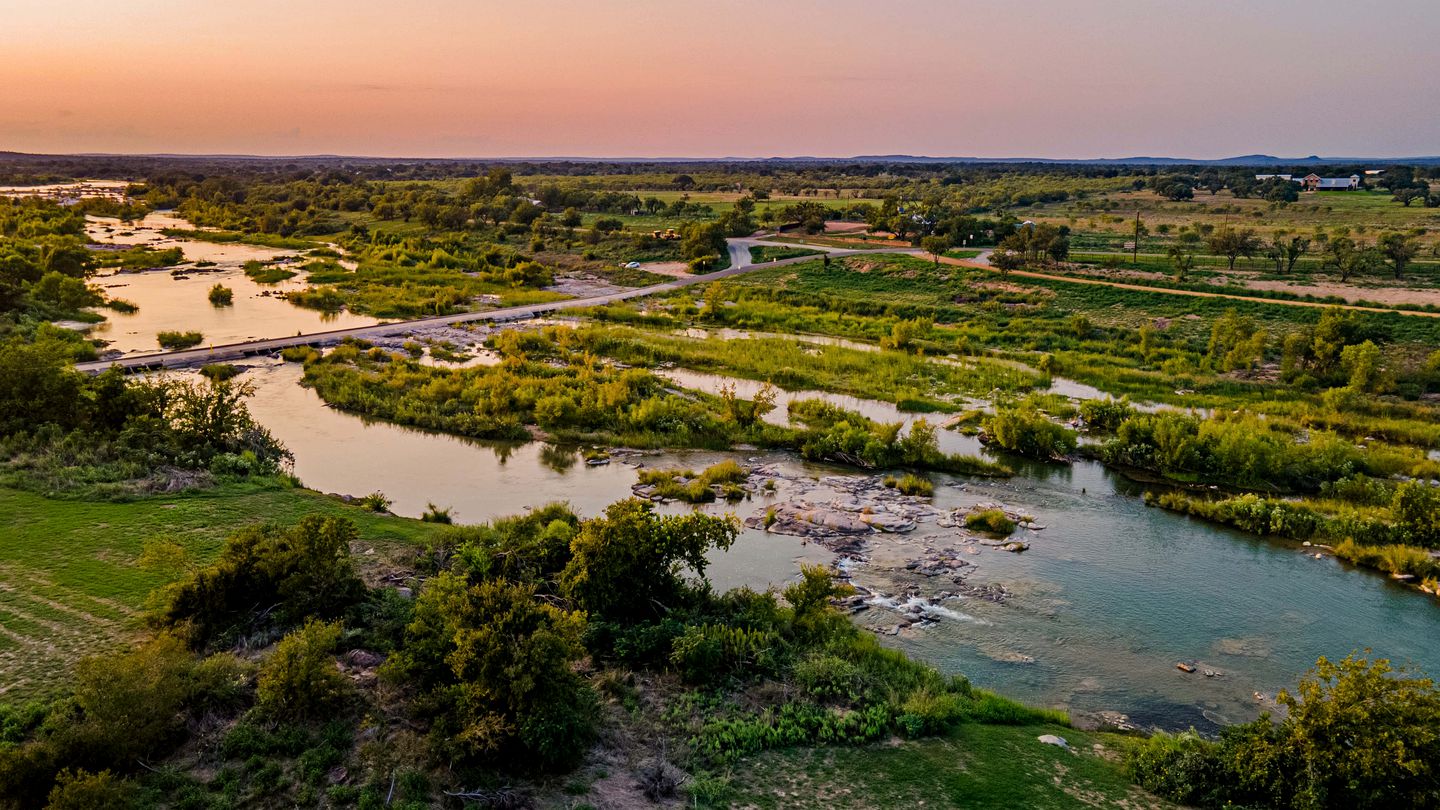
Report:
210,360,1440,732
84,213,377,355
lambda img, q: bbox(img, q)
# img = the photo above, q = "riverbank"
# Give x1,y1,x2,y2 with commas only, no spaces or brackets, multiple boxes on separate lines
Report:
196,359,1440,734
0,481,436,701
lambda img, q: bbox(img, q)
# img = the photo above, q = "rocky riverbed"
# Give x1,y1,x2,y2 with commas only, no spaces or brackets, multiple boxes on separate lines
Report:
618,457,1046,641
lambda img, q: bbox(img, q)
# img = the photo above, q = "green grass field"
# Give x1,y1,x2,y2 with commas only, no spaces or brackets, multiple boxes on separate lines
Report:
721,724,1167,809
0,483,435,701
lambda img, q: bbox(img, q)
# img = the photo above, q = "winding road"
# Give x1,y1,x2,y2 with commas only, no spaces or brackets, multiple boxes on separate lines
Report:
75,238,922,374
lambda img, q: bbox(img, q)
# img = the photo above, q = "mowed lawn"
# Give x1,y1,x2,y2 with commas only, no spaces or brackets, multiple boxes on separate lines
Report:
0,483,436,701
724,723,1170,809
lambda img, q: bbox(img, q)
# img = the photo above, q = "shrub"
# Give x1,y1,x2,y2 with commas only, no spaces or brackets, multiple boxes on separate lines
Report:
207,284,233,306
669,625,779,685
387,574,596,770
358,492,391,513
964,508,1016,535
189,653,254,716
68,634,194,764
44,768,136,810
420,502,453,524
280,346,319,363
158,516,367,646
1077,397,1134,432
1124,654,1440,809
156,330,204,350
256,620,352,720
1124,731,1227,808
883,473,933,496
897,689,968,736
985,406,1077,460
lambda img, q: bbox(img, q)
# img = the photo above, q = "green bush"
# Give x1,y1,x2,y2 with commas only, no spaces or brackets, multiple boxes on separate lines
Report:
883,473,934,496
669,625,779,685
44,768,136,810
1124,654,1440,809
207,284,233,307
986,405,1077,460
156,330,204,350
158,516,367,646
964,508,1016,535
256,620,352,720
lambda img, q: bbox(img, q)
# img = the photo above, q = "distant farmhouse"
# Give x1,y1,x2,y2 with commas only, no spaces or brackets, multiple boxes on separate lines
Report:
1303,173,1361,191
1253,173,1364,191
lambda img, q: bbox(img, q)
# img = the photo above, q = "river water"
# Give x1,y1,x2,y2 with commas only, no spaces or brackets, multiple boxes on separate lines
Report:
83,213,377,355
207,359,1440,733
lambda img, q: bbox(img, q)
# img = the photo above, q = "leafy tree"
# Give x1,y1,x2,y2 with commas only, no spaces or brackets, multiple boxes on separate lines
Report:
718,381,777,428
1281,235,1310,273
69,635,194,765
1207,310,1267,371
1321,236,1383,282
1207,227,1260,271
0,338,86,434
1376,231,1418,280
1391,480,1440,546
1392,187,1424,207
1262,178,1300,202
990,248,1023,276
680,222,727,271
1129,655,1440,809
920,235,949,267
1277,654,1440,809
1339,340,1391,394
560,499,738,622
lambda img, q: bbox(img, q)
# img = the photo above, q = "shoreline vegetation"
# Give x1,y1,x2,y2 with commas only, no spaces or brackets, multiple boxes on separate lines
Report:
6,160,1440,807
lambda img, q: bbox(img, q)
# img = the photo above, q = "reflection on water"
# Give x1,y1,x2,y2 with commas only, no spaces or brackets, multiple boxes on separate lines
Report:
874,460,1440,730
234,361,830,592
216,360,1440,732
85,213,378,354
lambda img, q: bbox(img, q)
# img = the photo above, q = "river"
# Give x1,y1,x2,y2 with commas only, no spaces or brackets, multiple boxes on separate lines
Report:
83,212,378,355
207,358,1440,733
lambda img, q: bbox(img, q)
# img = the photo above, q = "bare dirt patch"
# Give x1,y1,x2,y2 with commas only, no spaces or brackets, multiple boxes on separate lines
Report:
639,261,693,278
1243,279,1440,306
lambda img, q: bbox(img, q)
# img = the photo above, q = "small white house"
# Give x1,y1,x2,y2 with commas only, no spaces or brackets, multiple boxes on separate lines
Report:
1303,174,1360,191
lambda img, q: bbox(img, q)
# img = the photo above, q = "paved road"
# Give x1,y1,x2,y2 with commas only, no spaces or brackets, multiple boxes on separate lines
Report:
76,240,922,374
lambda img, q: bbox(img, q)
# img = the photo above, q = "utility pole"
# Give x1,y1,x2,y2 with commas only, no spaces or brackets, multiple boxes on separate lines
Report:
1133,210,1141,266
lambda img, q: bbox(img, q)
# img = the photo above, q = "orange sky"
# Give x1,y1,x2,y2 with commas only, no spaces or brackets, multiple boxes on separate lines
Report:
2,0,1437,158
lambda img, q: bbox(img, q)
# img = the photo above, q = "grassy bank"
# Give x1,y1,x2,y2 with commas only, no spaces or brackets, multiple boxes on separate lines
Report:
722,723,1167,809
0,482,435,701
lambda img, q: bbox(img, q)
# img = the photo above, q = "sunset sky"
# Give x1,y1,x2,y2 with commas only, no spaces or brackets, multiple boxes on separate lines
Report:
3,0,1437,159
